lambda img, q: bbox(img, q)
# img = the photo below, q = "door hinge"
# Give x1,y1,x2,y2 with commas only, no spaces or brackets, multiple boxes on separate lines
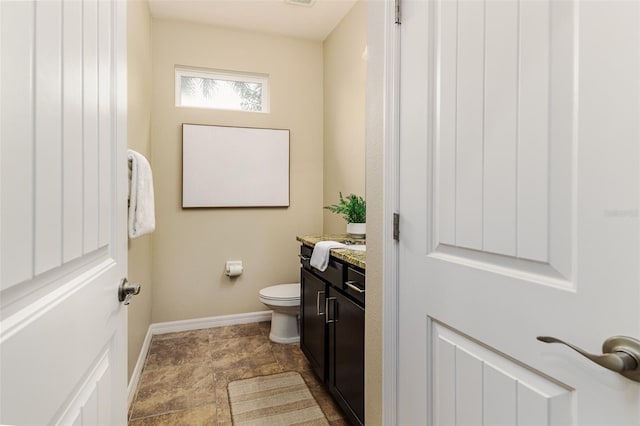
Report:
393,213,400,241
395,0,401,24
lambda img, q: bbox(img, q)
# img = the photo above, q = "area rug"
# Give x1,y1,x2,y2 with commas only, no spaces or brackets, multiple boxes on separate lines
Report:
227,371,329,426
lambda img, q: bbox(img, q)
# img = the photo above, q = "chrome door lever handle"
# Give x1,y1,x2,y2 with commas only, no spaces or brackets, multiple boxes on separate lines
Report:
537,335,640,382
118,278,141,305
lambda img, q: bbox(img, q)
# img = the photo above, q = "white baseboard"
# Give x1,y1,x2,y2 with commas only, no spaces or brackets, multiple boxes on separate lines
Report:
127,326,153,408
127,310,273,407
148,310,273,335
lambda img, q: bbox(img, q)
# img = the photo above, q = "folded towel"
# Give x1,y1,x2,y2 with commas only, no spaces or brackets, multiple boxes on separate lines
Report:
127,149,156,239
310,241,347,272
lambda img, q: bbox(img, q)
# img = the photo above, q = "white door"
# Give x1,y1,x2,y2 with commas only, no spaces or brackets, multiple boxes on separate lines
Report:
398,0,639,424
1,0,128,424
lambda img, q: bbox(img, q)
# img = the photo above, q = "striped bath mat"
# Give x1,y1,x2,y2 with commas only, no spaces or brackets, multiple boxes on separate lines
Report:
227,371,329,425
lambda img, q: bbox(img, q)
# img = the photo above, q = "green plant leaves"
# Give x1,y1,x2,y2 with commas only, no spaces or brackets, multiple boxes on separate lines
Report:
324,192,366,223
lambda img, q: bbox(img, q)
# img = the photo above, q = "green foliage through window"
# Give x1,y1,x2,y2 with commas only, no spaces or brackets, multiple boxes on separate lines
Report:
176,68,269,113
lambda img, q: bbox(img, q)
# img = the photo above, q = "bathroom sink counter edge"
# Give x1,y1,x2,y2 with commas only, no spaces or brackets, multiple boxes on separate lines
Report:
296,234,366,270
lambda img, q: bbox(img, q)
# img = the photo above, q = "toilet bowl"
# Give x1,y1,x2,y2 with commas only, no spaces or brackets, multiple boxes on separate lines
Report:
259,283,300,344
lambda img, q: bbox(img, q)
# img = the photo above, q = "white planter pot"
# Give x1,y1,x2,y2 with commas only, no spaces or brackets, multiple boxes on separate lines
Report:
347,222,366,237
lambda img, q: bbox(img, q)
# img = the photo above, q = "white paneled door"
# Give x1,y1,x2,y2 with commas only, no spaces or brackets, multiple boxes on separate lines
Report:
0,0,128,424
398,0,639,424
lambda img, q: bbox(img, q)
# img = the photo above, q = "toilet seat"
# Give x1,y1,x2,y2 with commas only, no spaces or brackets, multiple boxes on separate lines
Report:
259,284,300,307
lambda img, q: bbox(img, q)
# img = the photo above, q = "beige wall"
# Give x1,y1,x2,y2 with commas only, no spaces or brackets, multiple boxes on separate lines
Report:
127,0,153,380
129,4,378,414
150,20,324,323
322,1,367,234
365,1,384,424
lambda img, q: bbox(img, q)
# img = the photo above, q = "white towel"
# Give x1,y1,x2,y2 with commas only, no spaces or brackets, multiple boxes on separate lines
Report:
310,241,347,272
127,149,156,239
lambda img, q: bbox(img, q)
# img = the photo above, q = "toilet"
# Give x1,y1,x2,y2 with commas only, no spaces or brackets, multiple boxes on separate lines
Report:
259,283,300,344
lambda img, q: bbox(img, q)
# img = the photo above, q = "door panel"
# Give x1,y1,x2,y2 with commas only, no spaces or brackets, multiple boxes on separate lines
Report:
62,0,85,263
482,0,518,257
83,0,100,254
34,0,63,275
57,350,112,425
432,321,572,426
398,0,639,424
1,0,120,291
432,0,575,280
1,0,36,286
0,0,128,424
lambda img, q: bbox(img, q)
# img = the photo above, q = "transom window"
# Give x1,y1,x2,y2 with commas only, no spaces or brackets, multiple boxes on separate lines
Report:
175,67,270,113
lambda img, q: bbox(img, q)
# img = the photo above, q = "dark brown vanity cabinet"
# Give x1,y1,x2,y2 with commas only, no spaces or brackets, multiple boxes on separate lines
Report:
300,268,327,381
299,244,365,426
327,285,365,425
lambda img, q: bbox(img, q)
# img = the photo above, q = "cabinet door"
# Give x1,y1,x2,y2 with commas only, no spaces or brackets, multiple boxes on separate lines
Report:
328,288,365,426
300,268,327,381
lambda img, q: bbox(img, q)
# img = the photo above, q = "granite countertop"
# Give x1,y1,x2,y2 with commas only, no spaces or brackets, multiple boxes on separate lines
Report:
296,234,366,270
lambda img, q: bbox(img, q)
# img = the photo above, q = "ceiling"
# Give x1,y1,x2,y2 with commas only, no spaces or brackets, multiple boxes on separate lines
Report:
147,0,358,41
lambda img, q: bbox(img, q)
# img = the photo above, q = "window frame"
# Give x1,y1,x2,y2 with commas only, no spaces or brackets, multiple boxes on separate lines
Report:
175,66,270,113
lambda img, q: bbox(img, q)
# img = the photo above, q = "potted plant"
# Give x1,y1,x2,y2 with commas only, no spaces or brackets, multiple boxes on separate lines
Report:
324,192,366,237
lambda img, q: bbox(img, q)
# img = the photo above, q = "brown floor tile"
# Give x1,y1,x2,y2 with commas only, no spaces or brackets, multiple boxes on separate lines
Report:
145,331,211,371
208,321,269,340
214,362,285,385
130,362,215,420
298,366,325,388
210,334,277,370
151,328,212,342
329,419,352,426
128,322,347,425
128,404,216,426
271,341,314,373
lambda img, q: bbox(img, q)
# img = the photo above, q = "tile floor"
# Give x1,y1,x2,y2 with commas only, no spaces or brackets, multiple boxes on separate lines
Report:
128,321,348,425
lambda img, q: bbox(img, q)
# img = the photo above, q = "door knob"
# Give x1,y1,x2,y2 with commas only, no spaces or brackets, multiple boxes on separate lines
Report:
118,278,141,305
537,335,640,382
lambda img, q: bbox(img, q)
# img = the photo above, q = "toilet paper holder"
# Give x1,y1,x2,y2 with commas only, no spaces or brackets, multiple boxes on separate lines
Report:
225,260,243,277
